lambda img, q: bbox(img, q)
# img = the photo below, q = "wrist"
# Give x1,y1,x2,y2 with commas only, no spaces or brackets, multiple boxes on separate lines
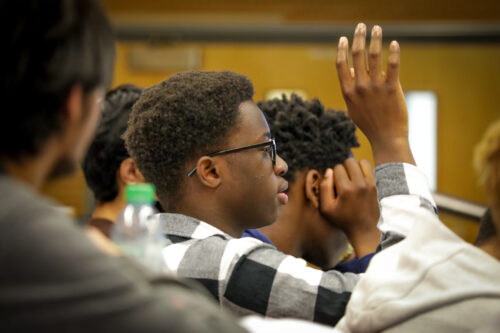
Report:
345,225,381,258
369,137,415,166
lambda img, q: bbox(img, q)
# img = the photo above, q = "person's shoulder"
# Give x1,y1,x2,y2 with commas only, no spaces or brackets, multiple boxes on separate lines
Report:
0,175,73,233
0,175,121,280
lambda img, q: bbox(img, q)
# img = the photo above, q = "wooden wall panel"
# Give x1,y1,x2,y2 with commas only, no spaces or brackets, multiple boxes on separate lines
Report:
101,0,500,23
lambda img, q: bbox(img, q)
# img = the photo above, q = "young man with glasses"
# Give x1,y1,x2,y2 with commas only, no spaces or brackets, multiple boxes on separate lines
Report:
124,30,437,325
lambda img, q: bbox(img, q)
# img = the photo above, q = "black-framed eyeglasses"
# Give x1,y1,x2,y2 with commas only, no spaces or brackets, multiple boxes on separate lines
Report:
187,139,277,177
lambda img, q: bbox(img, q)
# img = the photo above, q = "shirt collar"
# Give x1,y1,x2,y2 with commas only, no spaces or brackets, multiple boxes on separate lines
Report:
155,212,232,240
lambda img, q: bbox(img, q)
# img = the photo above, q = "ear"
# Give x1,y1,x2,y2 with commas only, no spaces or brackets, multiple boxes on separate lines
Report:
118,157,145,185
65,84,85,125
194,156,222,189
305,169,321,208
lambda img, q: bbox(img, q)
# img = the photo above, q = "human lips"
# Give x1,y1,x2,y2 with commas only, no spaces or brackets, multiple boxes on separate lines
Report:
277,181,289,205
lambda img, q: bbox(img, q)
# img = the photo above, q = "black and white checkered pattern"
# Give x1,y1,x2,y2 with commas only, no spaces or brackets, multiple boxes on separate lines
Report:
158,163,437,326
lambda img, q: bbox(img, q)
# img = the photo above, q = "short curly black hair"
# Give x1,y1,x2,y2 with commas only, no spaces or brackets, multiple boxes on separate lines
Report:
124,71,254,208
258,94,359,182
83,84,142,203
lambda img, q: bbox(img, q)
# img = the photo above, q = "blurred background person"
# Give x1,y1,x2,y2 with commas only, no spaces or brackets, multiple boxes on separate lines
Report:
83,84,145,237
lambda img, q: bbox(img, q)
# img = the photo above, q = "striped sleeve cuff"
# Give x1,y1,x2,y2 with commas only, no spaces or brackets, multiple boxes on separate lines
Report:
375,163,437,236
375,162,435,205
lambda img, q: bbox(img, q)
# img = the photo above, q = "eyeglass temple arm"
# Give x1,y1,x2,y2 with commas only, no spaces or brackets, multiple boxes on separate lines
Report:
187,140,274,177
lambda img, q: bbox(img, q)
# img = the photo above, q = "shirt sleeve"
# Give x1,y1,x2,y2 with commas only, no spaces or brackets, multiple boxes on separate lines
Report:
375,163,437,239
165,235,358,326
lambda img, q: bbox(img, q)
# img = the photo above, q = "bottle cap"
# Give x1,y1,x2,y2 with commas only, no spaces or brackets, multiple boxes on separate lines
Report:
125,183,156,204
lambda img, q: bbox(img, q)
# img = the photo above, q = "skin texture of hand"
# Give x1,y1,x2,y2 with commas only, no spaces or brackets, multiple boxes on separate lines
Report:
318,158,381,257
336,23,415,166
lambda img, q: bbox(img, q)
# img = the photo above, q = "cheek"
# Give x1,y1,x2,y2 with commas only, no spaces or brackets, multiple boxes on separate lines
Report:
252,173,277,201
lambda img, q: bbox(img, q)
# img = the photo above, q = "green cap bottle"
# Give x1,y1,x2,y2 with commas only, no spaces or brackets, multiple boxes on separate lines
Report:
125,183,156,205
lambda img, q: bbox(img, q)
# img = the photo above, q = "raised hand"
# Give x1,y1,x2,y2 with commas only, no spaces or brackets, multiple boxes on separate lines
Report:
336,23,415,166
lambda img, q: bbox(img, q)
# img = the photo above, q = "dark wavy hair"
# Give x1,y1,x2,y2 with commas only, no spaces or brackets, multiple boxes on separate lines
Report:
83,84,142,203
1,0,115,158
124,71,254,208
258,94,359,182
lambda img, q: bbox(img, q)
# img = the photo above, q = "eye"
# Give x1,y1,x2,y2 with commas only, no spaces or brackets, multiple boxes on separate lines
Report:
263,146,273,157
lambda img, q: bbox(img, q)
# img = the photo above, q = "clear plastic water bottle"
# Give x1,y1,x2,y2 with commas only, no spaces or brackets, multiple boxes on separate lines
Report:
111,183,165,272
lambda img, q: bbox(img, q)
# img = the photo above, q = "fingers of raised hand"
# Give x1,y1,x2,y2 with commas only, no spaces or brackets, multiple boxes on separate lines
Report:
339,24,401,93
386,41,401,88
351,23,369,86
336,36,353,92
368,25,383,84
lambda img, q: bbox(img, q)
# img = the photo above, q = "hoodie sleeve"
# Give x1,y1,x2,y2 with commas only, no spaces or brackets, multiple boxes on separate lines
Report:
375,162,437,241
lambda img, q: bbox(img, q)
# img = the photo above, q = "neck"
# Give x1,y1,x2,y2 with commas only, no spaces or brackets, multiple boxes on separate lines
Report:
91,198,127,223
169,182,251,237
260,175,307,256
259,194,306,257
1,140,61,190
173,207,245,238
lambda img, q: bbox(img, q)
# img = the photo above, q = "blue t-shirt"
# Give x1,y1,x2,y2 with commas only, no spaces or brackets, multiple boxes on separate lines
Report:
243,228,375,273
331,253,375,274
241,229,274,244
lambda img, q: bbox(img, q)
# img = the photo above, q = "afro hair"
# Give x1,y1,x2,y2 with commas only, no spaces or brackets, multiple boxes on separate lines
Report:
258,94,359,182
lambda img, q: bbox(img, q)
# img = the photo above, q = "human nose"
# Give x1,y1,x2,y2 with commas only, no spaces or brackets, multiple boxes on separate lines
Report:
274,154,288,177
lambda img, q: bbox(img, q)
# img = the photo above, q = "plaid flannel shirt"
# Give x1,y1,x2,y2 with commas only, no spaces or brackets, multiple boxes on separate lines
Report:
158,163,436,326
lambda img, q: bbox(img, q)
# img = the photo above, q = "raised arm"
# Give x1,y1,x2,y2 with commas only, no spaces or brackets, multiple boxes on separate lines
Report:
336,24,436,239
336,23,415,167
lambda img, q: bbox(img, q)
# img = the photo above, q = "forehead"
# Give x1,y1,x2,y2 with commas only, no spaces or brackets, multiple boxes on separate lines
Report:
232,100,271,143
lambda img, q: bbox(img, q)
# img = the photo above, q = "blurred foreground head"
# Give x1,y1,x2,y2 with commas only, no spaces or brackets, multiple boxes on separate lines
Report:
1,0,115,179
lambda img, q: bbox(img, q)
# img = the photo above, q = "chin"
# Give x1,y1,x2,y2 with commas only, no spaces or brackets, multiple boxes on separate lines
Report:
250,212,278,230
266,207,280,225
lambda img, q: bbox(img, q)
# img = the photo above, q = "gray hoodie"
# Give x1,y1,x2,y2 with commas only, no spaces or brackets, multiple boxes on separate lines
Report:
335,209,500,332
